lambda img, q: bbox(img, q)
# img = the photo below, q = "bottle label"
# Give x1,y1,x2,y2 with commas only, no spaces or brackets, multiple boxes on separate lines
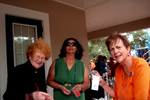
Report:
91,75,100,91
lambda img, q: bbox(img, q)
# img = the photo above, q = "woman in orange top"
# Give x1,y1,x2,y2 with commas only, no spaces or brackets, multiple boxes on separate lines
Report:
94,33,150,99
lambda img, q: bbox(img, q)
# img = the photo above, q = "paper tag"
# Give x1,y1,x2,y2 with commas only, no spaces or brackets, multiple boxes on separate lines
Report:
91,75,100,91
72,88,81,97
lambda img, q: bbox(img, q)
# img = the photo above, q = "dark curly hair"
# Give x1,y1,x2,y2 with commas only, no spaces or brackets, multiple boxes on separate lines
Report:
59,38,84,60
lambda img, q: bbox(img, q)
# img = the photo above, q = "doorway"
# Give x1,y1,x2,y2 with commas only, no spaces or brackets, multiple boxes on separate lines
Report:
6,15,43,72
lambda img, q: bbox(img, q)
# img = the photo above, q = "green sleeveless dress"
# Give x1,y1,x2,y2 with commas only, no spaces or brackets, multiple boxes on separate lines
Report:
54,58,85,100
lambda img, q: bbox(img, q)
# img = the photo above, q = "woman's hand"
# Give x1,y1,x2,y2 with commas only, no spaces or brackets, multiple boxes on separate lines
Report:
31,91,53,100
45,96,54,100
92,70,106,87
61,86,71,95
72,84,82,92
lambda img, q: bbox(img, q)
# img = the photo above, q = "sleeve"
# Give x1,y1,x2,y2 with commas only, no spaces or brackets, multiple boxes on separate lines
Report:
133,60,150,99
38,70,47,92
3,67,25,100
113,81,118,100
113,66,120,100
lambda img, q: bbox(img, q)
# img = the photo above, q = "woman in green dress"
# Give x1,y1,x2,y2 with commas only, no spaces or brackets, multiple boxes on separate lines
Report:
47,38,90,100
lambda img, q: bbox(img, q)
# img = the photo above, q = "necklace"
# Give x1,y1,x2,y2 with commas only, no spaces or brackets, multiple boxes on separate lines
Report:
64,57,76,88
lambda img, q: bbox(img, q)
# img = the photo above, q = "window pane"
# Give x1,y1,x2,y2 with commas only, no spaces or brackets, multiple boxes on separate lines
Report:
23,39,29,52
15,53,22,66
14,25,22,52
22,26,28,37
23,52,27,63
14,24,21,37
29,27,36,43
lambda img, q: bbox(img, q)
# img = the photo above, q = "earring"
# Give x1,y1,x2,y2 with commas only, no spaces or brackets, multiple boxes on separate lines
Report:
128,53,130,57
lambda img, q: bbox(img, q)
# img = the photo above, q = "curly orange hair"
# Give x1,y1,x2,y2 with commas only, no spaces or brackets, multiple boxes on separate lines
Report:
26,37,51,60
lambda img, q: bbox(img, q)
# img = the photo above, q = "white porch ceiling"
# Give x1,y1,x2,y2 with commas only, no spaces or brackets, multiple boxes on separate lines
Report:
54,0,150,32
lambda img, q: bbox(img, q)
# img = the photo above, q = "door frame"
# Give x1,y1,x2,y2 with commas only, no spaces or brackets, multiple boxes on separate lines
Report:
0,3,52,99
6,15,43,71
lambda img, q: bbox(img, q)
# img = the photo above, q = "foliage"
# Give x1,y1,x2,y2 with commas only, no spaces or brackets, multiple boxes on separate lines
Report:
126,30,148,49
88,37,110,60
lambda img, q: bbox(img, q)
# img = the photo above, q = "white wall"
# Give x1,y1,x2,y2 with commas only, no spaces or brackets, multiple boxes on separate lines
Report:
0,3,53,99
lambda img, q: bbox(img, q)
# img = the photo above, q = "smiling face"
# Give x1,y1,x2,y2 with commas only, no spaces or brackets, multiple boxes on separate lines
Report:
29,49,46,69
65,40,77,54
109,38,130,64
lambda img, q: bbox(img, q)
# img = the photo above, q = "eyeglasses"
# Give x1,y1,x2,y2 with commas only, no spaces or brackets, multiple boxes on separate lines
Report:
34,55,45,61
66,42,77,46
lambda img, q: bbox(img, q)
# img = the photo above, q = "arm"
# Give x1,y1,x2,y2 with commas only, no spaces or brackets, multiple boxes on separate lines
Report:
47,60,71,95
72,65,90,92
81,65,90,91
93,70,115,98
